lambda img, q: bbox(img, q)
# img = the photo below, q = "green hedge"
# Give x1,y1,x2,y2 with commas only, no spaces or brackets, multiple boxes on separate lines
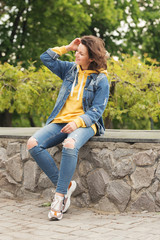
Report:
0,55,160,129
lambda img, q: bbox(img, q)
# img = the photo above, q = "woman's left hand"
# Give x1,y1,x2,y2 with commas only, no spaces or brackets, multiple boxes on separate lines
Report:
61,122,78,133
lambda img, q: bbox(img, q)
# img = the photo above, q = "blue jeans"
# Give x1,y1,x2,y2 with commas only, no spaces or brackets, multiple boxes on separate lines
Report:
29,123,95,194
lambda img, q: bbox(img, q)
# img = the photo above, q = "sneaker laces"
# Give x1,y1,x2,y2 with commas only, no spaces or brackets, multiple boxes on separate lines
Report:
51,195,64,212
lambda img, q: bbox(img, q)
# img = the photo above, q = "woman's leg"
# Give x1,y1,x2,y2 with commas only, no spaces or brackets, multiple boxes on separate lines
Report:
56,127,95,194
27,123,67,186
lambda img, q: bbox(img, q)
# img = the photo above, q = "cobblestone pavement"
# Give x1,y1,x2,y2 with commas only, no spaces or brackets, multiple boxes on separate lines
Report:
0,198,160,240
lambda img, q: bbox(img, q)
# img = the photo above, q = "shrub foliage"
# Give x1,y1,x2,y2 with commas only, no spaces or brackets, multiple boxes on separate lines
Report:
0,55,160,129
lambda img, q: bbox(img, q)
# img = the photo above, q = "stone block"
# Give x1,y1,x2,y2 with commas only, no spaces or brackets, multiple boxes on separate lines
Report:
131,143,160,150
106,180,131,212
148,180,159,194
4,172,18,185
116,142,131,148
79,145,91,159
90,148,103,168
72,192,90,207
48,146,59,156
6,142,21,156
72,175,86,197
79,175,88,189
0,147,7,168
22,189,41,200
155,163,160,180
155,204,160,212
0,190,15,199
87,168,110,202
112,158,135,178
130,166,155,192
54,151,62,165
42,188,54,201
0,138,8,148
5,153,23,183
24,160,41,191
101,149,115,173
78,160,93,177
131,191,155,212
89,142,116,150
155,191,160,206
113,148,139,160
21,143,29,161
82,192,91,205
0,171,17,194
104,142,116,150
95,196,119,213
90,148,115,174
38,172,54,189
132,149,157,166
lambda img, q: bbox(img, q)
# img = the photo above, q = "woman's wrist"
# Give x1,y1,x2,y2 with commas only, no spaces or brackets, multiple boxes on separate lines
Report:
65,45,72,52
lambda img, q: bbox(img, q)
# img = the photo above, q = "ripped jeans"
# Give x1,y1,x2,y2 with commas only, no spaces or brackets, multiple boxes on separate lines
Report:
28,123,95,194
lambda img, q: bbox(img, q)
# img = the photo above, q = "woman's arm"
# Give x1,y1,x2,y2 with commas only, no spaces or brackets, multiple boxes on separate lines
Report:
40,48,73,80
40,38,81,80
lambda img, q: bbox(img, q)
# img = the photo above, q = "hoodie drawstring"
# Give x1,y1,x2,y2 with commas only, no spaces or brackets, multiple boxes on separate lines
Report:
71,67,86,101
77,71,85,100
70,67,79,98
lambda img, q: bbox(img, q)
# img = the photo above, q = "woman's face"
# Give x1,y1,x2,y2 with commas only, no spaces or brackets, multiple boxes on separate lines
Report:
75,43,92,70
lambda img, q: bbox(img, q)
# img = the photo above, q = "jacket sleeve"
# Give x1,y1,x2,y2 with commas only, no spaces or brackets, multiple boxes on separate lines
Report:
40,48,74,80
80,77,110,127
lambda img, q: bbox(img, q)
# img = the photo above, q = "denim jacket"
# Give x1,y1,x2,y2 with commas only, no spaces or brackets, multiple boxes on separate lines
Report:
40,48,110,135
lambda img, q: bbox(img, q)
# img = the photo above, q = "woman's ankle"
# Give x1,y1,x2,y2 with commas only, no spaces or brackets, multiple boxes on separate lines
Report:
55,192,64,197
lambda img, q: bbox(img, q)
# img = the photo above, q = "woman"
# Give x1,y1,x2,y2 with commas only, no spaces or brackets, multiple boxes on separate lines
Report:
27,35,110,220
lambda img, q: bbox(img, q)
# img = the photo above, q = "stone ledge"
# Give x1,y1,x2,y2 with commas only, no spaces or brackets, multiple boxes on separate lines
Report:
1,128,160,213
0,127,160,143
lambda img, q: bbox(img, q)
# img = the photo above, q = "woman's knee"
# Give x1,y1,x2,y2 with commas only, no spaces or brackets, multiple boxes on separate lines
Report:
27,137,38,150
62,138,75,149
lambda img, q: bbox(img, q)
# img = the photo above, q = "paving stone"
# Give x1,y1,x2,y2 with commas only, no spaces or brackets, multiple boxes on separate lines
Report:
0,198,160,240
0,236,14,240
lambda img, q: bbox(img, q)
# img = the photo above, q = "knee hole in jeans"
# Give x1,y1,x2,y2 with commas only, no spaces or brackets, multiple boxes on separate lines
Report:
27,137,38,150
62,138,75,149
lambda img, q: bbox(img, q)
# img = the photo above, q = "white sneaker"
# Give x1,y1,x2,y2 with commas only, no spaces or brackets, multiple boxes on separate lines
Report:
48,194,64,220
63,181,77,213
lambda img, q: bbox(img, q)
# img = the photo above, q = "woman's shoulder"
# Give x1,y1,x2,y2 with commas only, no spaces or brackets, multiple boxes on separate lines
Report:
96,71,108,84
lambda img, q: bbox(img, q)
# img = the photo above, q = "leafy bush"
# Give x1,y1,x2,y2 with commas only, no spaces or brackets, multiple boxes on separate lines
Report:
0,62,61,126
106,55,160,129
0,55,160,129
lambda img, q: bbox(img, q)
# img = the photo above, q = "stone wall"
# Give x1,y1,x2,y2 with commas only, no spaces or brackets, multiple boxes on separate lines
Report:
1,136,160,213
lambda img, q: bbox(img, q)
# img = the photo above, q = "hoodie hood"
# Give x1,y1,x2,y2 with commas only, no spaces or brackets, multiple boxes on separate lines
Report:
98,68,108,77
71,65,98,100
70,65,107,100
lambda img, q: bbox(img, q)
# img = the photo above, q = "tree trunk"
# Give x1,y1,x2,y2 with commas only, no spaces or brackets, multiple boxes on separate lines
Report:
104,115,113,129
28,115,35,127
0,110,12,127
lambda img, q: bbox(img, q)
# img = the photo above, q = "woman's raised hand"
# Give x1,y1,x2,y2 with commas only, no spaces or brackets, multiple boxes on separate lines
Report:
66,38,81,52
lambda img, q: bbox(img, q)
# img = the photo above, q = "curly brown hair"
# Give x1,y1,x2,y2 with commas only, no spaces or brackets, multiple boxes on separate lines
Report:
81,35,107,71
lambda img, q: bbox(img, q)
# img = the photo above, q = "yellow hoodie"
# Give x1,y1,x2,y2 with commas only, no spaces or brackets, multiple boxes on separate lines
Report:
51,46,104,134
